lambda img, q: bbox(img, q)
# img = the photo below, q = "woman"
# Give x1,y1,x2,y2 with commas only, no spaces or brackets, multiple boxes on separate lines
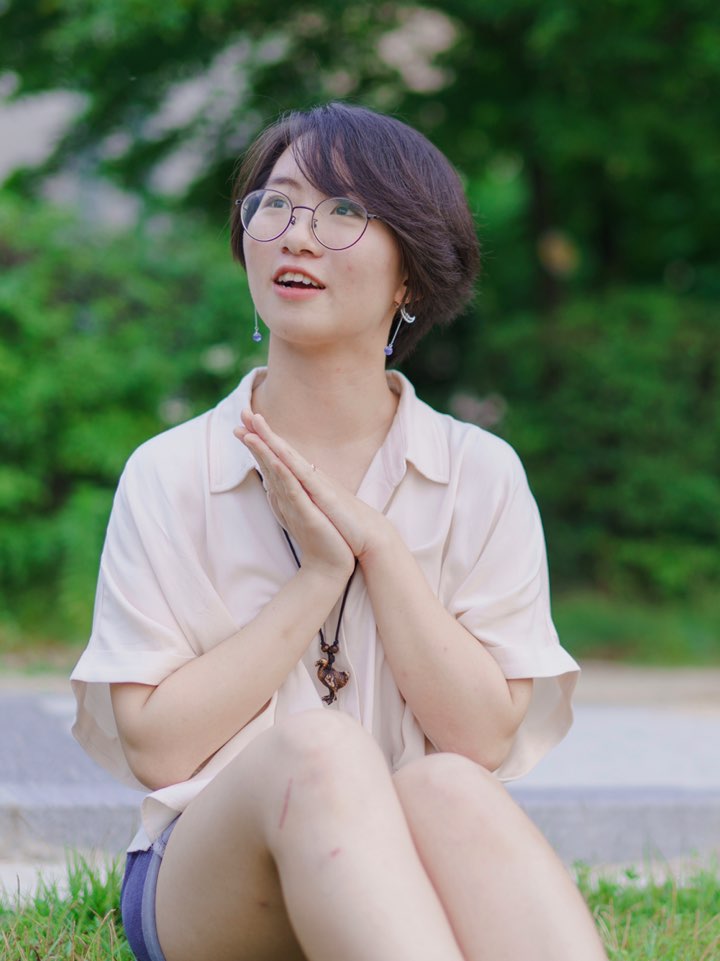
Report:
71,102,607,961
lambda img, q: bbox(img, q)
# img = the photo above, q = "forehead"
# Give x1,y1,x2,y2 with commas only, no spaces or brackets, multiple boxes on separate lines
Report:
264,146,319,197
263,139,360,203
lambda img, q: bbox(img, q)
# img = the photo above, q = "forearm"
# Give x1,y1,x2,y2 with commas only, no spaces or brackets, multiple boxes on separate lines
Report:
359,526,521,769
113,565,346,789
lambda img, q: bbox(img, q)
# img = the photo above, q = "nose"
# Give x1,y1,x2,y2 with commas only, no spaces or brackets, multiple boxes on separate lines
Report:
282,205,320,253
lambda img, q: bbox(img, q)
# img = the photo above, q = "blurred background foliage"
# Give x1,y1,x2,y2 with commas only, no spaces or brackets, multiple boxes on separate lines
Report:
0,0,718,663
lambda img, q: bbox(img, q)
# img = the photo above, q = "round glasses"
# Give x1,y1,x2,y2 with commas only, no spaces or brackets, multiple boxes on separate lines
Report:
236,189,380,250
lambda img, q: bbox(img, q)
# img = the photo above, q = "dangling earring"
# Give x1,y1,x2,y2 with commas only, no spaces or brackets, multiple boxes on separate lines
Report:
252,307,262,343
384,304,416,357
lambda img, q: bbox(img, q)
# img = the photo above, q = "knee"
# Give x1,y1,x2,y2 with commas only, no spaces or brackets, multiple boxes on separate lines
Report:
394,752,514,820
257,711,392,847
272,708,369,756
394,754,554,860
268,709,386,791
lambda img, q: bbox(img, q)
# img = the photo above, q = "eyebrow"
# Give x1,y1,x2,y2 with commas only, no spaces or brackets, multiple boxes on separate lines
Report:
263,175,361,205
265,176,302,190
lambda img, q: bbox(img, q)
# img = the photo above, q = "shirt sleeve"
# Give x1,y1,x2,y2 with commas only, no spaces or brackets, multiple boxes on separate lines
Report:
444,432,579,781
71,438,240,789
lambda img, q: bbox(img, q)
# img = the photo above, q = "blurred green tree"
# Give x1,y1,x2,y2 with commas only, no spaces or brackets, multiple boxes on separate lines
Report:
0,191,257,636
2,0,718,299
1,0,719,640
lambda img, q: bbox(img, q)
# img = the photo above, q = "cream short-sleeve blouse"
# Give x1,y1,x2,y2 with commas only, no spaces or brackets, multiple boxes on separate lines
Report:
71,367,579,850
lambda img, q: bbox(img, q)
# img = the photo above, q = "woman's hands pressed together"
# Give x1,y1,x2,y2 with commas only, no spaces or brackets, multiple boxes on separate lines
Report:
234,408,533,769
111,408,394,792
234,409,390,580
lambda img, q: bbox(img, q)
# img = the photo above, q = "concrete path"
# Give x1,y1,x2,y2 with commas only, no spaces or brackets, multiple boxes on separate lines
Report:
2,662,719,897
509,662,720,866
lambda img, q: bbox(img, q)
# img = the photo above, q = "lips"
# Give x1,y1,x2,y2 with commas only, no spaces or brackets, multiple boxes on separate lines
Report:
273,268,326,289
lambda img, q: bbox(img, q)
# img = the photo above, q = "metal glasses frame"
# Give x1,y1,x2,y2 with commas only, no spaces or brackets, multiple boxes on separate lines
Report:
235,189,381,250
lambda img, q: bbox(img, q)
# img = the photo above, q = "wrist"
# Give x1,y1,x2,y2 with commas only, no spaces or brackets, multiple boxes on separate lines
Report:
357,517,402,570
298,558,355,590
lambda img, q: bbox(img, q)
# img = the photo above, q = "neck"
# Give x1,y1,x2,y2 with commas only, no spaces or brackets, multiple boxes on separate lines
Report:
251,339,399,456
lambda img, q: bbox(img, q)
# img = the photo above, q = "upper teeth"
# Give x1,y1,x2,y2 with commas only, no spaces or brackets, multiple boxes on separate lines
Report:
276,271,321,287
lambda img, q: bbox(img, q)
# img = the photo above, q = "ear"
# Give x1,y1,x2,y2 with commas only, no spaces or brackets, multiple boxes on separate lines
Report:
393,278,410,308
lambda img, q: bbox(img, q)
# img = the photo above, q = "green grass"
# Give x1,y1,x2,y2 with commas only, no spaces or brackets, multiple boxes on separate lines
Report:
577,864,720,960
553,590,720,666
1,858,718,960
3,590,720,674
0,855,133,960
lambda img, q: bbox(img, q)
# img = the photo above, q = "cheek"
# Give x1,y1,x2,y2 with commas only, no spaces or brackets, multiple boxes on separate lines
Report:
243,239,270,286
374,241,404,293
243,237,255,276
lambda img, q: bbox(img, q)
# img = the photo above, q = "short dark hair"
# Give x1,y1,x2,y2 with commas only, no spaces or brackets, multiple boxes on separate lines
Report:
230,102,480,364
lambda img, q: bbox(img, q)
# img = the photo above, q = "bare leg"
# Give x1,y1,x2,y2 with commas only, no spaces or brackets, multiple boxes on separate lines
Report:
155,710,464,961
393,753,608,961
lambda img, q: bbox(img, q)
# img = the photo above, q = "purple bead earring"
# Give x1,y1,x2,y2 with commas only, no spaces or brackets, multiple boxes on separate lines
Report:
252,307,262,343
384,304,415,357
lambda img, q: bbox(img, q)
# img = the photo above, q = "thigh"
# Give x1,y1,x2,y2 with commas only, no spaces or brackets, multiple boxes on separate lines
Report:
154,721,310,961
393,752,548,871
393,754,607,961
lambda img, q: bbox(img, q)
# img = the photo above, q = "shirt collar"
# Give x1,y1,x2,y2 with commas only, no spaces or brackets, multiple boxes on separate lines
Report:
208,366,450,494
208,368,262,494
387,369,450,485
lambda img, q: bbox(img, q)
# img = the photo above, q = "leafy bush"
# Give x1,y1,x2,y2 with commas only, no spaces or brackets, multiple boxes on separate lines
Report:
0,192,260,638
1,190,718,644
461,288,720,599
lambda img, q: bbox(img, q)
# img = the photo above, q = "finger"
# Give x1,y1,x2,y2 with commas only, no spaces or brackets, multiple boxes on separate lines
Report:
237,413,298,478
243,433,307,503
242,413,320,495
242,417,367,554
242,416,346,538
247,418,346,532
239,435,282,503
242,437,282,490
249,413,316,484
241,407,254,431
237,428,262,462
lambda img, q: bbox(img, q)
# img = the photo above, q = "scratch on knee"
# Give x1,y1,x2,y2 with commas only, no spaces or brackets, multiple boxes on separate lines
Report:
278,777,293,830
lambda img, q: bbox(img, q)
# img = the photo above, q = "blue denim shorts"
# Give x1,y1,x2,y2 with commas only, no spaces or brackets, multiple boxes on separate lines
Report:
120,818,179,961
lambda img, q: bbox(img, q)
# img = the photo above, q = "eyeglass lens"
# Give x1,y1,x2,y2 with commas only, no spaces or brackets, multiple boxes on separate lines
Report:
241,189,369,250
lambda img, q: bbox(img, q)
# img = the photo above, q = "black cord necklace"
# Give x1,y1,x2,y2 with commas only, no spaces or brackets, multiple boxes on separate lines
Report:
281,527,358,704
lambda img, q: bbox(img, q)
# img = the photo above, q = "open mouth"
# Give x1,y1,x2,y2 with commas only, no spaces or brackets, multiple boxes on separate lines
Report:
274,270,325,290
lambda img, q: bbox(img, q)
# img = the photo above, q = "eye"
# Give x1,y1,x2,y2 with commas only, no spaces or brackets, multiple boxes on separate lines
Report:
330,199,364,218
262,193,291,210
